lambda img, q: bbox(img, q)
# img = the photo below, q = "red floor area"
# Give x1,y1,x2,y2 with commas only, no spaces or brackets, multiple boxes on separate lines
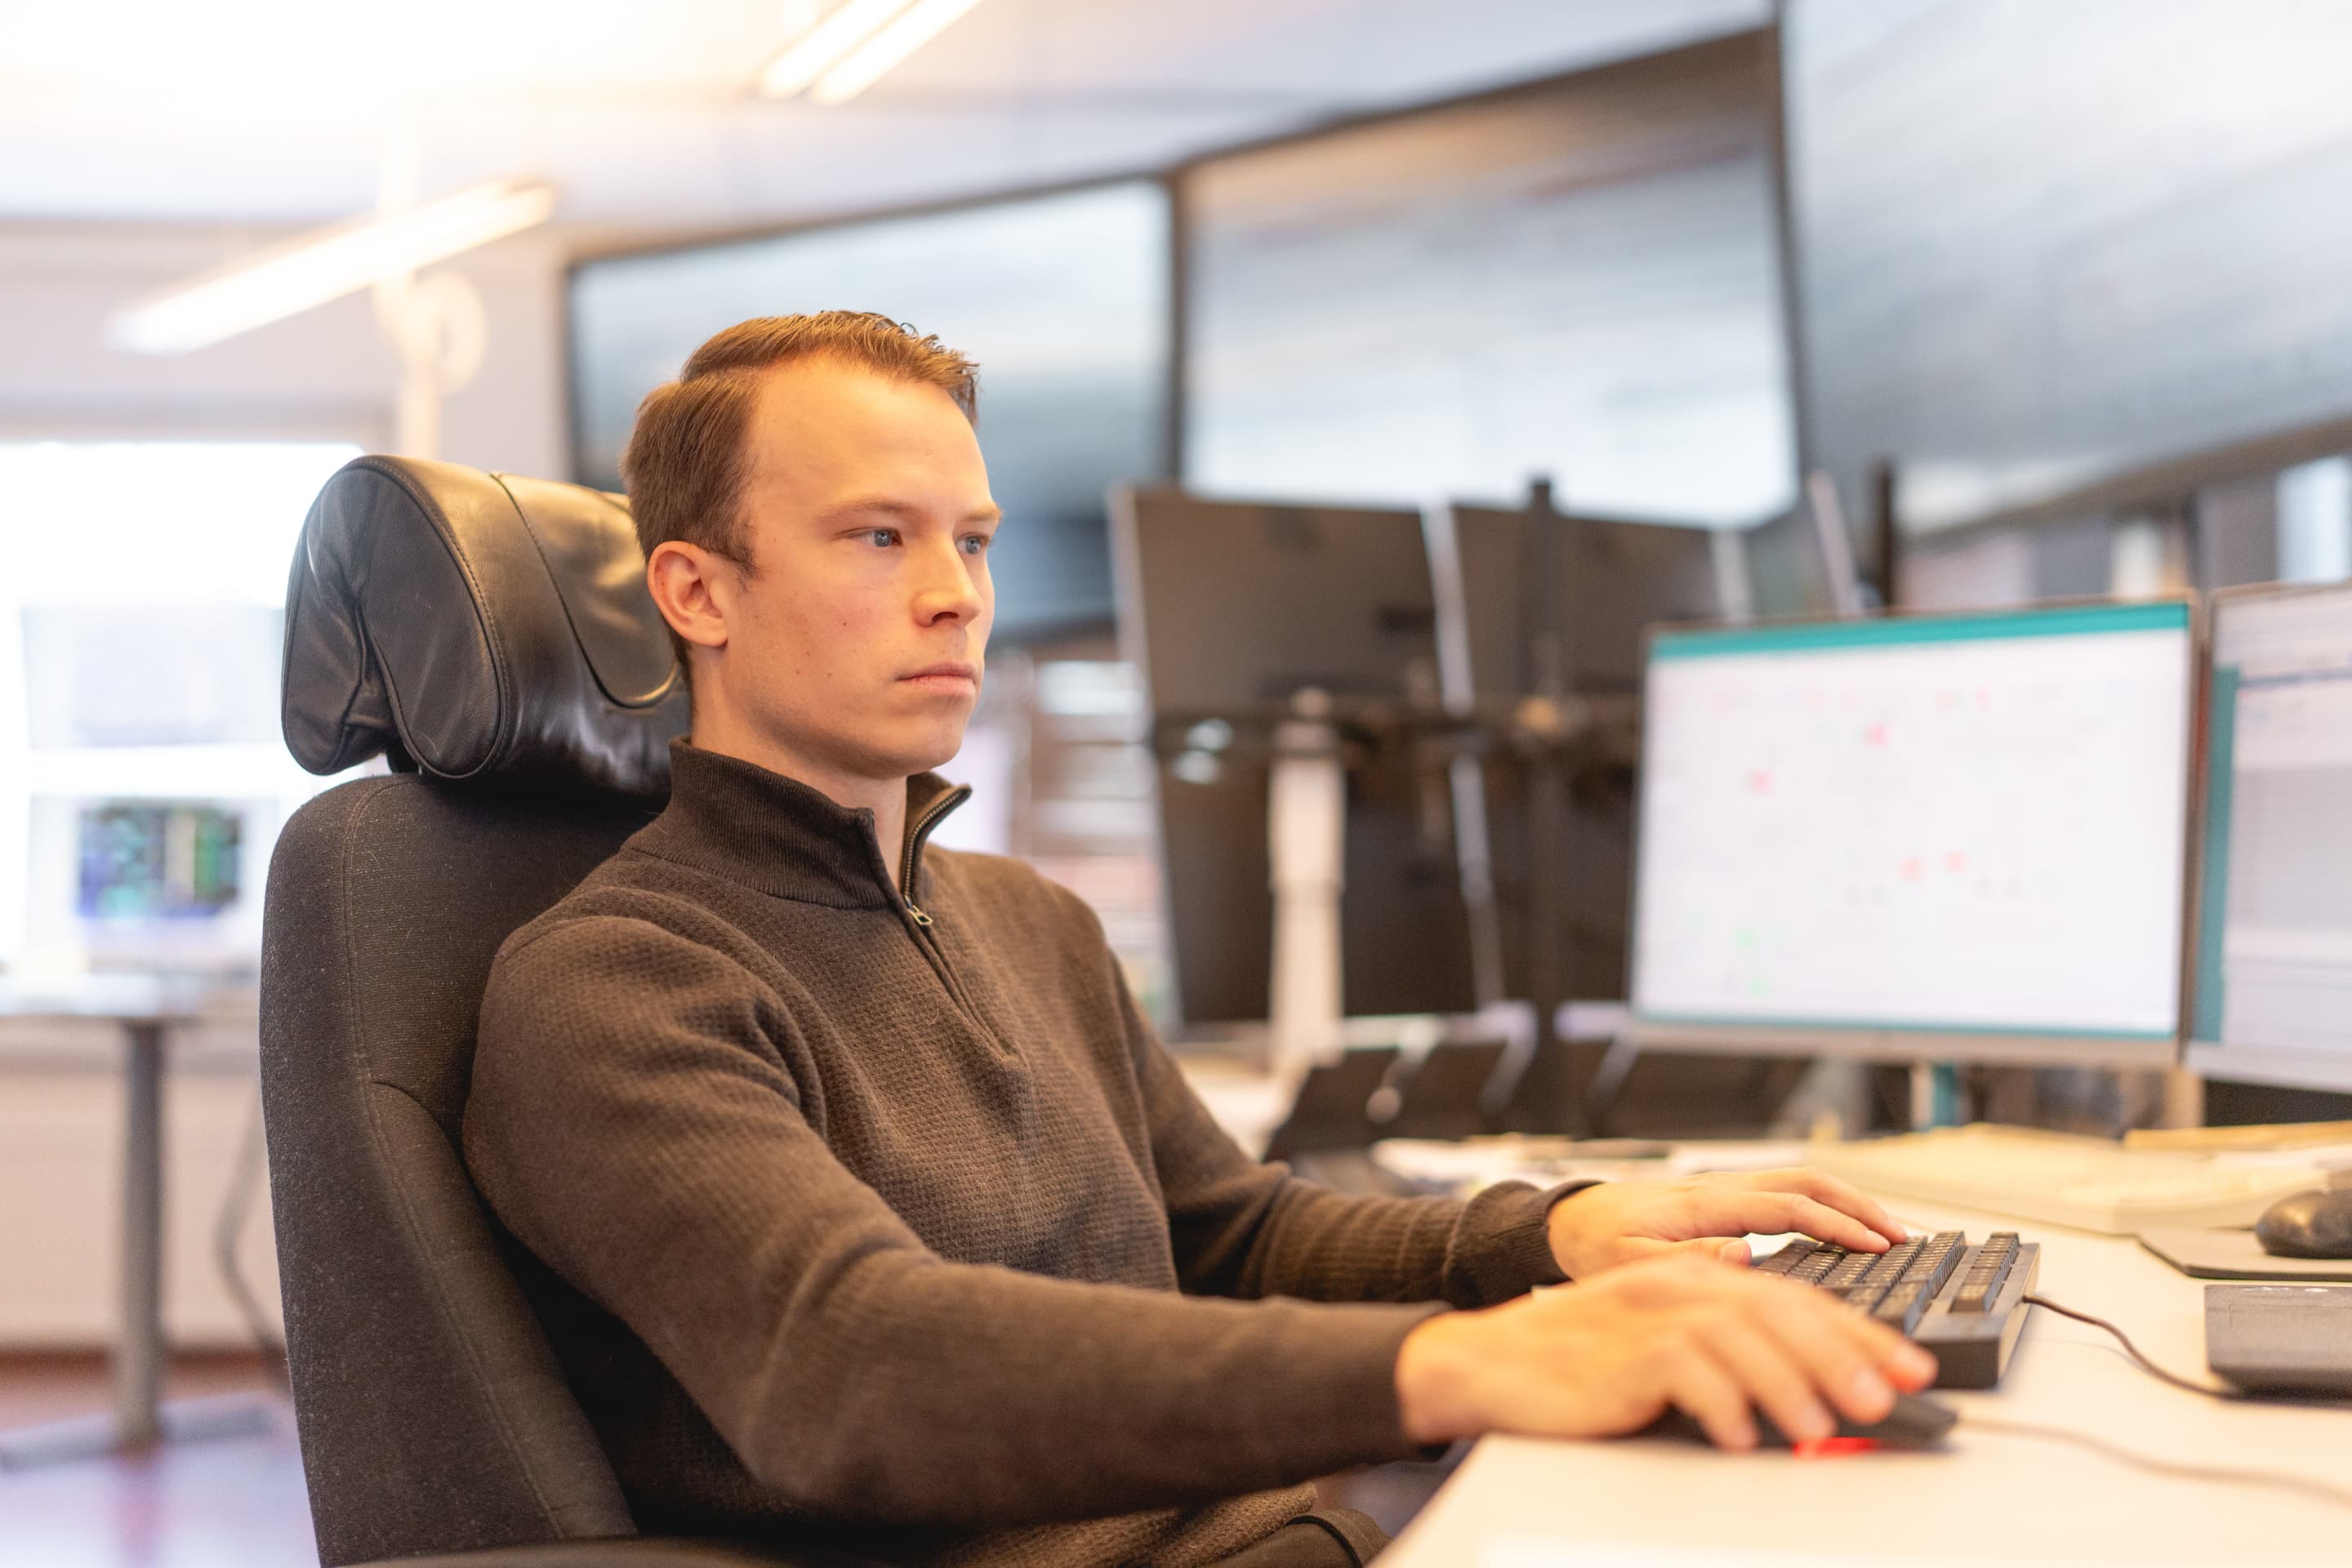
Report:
0,1354,318,1568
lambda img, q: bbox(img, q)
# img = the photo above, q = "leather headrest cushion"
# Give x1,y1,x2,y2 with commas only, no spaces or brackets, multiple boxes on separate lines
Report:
283,455,687,799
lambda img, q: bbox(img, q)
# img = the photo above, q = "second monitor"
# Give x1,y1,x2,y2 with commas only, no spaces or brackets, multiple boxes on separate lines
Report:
2189,580,2352,1093
1628,599,2197,1064
1425,499,1732,1005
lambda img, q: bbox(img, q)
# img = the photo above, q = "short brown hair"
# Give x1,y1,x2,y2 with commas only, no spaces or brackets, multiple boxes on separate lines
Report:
621,312,980,665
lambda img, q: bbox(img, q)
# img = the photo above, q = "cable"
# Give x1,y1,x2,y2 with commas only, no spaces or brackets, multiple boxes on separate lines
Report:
1961,1290,2352,1513
1962,1415,2352,1514
2021,1291,2250,1402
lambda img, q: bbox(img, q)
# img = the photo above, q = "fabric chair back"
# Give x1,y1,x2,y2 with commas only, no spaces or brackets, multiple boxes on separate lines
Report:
263,457,682,1564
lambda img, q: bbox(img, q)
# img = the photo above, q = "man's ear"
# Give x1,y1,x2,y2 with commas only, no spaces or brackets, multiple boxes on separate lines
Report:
647,540,733,654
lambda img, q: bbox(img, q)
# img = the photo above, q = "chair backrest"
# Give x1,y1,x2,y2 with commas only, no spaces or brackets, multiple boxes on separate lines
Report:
261,457,685,1566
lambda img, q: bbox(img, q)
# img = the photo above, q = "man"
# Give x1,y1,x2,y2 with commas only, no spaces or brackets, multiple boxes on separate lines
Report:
463,313,1933,1568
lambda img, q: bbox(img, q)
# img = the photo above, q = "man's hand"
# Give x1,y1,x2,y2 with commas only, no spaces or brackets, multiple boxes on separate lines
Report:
1545,1167,1906,1280
1394,1253,1939,1450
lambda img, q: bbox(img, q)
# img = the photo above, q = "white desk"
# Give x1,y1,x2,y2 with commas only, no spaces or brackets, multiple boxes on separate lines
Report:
0,973,266,1467
1383,1193,2352,1566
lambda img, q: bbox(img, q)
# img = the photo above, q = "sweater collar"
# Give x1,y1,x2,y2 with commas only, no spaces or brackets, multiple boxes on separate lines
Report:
644,739,971,910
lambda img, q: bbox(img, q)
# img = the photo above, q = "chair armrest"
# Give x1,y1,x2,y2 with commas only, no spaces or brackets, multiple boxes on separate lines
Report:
351,1537,884,1568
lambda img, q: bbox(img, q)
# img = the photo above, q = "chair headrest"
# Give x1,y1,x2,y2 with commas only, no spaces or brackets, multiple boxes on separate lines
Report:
283,455,688,800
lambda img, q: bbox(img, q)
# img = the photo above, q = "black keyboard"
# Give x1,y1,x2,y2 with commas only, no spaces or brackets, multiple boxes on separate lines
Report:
1756,1231,2040,1389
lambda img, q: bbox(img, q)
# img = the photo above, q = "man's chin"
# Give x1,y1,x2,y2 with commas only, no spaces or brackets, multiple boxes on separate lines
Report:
867,724,973,780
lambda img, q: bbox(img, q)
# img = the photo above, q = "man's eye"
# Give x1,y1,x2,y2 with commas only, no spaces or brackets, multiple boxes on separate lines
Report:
960,534,993,555
865,528,898,548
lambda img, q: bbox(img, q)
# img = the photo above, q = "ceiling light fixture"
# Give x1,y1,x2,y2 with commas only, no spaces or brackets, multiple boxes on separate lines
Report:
809,0,984,105
758,0,919,99
111,176,556,354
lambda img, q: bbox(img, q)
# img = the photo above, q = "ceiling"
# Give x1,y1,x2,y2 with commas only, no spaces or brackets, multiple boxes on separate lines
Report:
0,0,1766,230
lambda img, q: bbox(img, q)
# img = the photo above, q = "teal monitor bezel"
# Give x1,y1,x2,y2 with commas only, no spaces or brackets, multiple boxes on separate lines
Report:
2185,579,2352,1094
1624,596,2199,1067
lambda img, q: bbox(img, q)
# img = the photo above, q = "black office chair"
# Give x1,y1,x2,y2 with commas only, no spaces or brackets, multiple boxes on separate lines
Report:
261,457,845,1567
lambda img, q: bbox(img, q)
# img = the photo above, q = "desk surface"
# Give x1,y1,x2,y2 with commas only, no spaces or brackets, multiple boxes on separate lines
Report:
1383,1192,2352,1566
0,973,256,1022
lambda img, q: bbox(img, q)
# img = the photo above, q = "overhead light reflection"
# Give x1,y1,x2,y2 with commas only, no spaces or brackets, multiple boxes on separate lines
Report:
809,0,984,105
758,0,916,98
110,178,555,354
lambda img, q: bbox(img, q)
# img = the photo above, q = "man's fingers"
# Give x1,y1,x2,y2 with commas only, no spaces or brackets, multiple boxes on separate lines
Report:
1702,1191,1891,1254
1699,1316,1833,1444
1654,1236,1751,1266
1751,1275,1940,1405
1660,1341,1755,1451
1732,1169,1906,1243
1745,1284,1898,1424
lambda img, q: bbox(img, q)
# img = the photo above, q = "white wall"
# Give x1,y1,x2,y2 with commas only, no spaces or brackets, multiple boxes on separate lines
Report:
0,221,571,470
0,220,574,1348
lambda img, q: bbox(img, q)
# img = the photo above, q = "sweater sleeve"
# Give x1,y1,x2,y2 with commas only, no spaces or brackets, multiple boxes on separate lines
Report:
464,915,1441,1531
1123,984,1580,1311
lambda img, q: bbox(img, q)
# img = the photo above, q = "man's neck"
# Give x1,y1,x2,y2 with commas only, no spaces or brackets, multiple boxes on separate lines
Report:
688,714,910,892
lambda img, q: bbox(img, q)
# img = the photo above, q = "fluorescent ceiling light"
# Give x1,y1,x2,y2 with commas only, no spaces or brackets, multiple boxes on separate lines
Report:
810,0,984,105
111,177,556,354
758,0,916,99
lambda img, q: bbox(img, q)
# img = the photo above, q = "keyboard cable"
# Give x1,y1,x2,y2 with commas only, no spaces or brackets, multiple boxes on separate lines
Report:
1946,1291,2352,1517
2020,1292,2252,1403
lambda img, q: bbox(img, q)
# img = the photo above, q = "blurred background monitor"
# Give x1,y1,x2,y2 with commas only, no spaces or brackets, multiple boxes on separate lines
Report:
79,802,242,920
1788,2,2352,536
1429,501,1736,702
26,795,273,973
1425,500,1734,1004
2189,582,2352,1093
566,178,1170,643
1629,600,2195,1065
1111,485,1475,1028
1178,30,1797,531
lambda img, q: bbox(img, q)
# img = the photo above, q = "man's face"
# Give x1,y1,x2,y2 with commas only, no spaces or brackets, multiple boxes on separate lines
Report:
715,357,997,786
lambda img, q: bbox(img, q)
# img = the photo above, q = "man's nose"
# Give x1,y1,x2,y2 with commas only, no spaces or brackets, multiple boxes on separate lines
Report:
911,535,983,624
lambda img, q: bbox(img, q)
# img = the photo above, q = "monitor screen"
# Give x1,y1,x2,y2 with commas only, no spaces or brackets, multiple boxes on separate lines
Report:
24,795,270,973
78,801,242,920
1179,31,1797,528
566,179,1171,642
1629,601,2194,1062
1789,3,2352,531
2189,584,2352,1092
1111,486,1475,1027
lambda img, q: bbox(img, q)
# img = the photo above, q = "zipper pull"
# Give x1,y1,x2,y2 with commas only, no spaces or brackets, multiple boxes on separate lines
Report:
905,899,933,927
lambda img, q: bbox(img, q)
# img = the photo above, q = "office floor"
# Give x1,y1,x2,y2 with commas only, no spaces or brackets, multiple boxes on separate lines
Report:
0,1352,317,1568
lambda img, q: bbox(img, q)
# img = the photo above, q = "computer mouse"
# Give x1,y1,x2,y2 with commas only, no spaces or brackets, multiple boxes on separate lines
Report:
2256,1188,2352,1260
1639,1390,1957,1450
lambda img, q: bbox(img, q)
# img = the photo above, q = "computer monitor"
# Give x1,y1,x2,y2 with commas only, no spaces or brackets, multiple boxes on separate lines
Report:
1424,501,1733,1004
2188,582,2352,1092
1628,600,2196,1065
1428,501,1738,702
1110,484,1477,1028
24,795,273,973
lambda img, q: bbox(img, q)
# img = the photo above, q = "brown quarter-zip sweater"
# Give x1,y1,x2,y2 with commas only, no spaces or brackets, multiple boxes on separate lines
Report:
463,741,1573,1567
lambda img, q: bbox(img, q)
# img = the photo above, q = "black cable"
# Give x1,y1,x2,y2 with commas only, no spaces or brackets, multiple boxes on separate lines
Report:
1960,1291,2352,1513
1962,1415,2352,1514
2021,1291,2251,1402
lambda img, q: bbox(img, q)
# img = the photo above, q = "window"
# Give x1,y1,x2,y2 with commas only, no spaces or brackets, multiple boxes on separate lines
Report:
0,441,362,970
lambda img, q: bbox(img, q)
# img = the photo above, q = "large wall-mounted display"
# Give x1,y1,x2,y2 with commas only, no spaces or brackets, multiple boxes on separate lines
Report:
567,180,1172,642
1178,30,1798,529
1789,0,2352,532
